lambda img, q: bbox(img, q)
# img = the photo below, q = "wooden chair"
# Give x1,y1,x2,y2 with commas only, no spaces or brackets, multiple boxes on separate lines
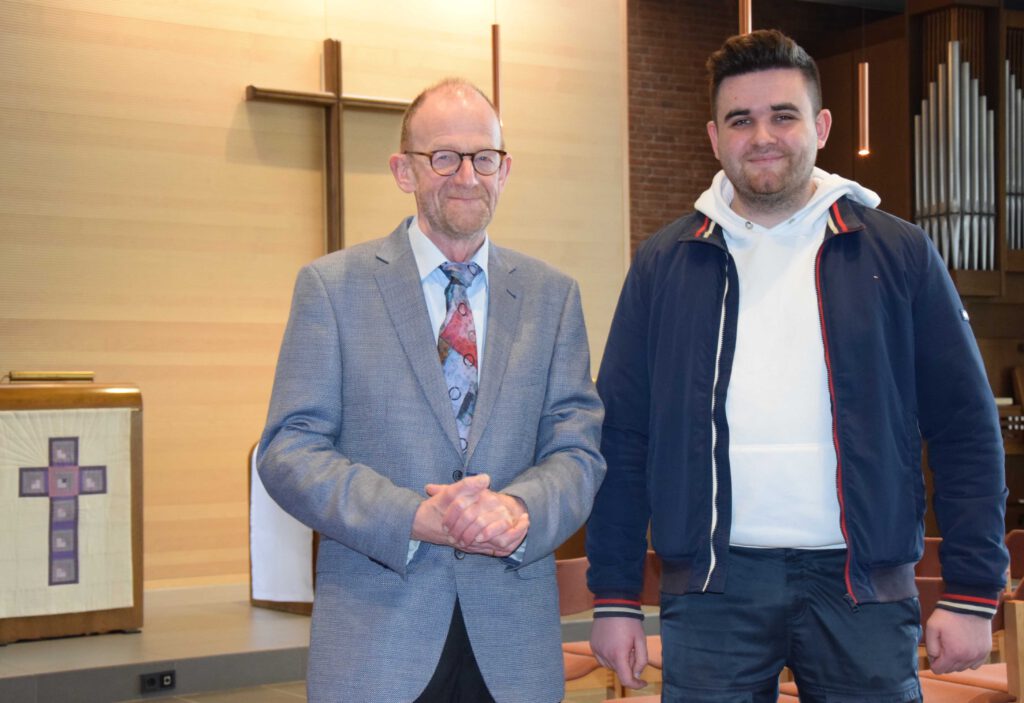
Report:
556,556,617,698
916,679,1016,702
606,690,801,701
1006,530,1024,581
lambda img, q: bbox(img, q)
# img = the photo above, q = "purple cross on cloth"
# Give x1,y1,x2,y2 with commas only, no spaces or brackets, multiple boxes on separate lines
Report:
18,436,107,586
437,261,481,454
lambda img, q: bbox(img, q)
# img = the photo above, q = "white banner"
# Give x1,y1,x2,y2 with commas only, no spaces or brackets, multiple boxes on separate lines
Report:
249,445,313,603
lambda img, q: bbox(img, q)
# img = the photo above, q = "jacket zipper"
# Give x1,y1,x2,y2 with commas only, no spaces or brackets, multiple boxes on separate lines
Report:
814,237,857,605
702,257,730,592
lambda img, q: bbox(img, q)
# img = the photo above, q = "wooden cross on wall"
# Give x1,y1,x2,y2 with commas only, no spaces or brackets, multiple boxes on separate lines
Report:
247,32,502,253
247,40,411,253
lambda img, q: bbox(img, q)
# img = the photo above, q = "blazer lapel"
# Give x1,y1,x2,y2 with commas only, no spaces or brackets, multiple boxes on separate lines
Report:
466,244,522,460
373,224,463,455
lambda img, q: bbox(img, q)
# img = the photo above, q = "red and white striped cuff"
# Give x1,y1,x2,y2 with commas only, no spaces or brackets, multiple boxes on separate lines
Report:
593,597,644,620
937,592,1000,618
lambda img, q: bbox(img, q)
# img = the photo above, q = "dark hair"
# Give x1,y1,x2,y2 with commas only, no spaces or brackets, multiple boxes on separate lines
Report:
706,29,822,119
399,78,501,151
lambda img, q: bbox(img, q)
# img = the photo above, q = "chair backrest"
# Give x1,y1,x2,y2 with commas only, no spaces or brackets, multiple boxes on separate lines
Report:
1006,530,1024,581
556,556,595,616
1006,597,1024,699
915,536,942,577
988,588,1007,634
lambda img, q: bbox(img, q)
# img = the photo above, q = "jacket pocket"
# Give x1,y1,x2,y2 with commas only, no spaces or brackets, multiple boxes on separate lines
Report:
513,555,556,580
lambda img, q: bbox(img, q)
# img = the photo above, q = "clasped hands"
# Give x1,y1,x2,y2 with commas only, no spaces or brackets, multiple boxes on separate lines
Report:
412,473,529,557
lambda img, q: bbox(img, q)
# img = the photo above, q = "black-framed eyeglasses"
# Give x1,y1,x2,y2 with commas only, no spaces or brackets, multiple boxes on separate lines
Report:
404,149,507,176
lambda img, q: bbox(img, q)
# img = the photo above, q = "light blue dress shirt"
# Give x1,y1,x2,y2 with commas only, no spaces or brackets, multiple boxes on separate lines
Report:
405,219,524,565
407,217,490,364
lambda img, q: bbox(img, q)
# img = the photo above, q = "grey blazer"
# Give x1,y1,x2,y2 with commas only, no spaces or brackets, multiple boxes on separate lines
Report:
258,219,605,703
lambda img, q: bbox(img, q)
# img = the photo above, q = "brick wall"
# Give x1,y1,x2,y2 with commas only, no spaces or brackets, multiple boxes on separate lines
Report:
628,0,732,250
627,0,894,252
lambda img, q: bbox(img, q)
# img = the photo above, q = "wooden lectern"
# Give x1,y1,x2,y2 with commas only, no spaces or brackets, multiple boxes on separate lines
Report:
0,382,143,644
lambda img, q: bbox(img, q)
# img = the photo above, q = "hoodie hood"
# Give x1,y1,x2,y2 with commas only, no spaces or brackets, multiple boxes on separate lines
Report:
694,167,881,234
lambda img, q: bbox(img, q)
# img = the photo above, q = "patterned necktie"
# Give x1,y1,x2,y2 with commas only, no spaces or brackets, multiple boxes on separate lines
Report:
438,262,482,454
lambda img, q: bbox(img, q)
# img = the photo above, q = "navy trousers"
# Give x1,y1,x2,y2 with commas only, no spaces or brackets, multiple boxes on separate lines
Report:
660,547,922,703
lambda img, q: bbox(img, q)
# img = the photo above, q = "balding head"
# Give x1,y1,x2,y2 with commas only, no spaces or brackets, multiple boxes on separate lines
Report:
400,78,502,152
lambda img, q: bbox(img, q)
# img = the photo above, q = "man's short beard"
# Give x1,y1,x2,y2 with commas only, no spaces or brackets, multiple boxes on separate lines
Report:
738,185,805,214
417,193,491,241
730,154,817,217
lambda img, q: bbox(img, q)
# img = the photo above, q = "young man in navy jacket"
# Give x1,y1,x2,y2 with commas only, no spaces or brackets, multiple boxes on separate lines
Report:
586,29,1009,703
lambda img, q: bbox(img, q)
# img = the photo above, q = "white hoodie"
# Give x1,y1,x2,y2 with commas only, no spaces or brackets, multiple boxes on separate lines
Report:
694,168,880,549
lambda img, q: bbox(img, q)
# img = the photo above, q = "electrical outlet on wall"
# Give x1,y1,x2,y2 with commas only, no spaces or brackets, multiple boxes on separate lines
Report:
140,669,176,693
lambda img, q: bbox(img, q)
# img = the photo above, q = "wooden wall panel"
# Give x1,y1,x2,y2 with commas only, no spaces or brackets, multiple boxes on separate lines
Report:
0,0,628,587
325,0,629,345
342,109,408,247
816,25,911,221
816,52,856,179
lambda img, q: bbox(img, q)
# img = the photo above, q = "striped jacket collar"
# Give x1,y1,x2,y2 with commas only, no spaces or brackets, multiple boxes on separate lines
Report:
681,195,868,249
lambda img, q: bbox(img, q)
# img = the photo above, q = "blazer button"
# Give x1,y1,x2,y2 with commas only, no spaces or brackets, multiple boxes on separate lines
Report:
452,470,463,480
454,549,465,559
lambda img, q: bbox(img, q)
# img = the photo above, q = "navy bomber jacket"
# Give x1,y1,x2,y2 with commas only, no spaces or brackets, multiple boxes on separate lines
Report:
586,196,1009,618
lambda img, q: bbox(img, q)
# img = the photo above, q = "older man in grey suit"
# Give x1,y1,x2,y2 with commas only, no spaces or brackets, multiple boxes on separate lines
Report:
258,78,605,703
